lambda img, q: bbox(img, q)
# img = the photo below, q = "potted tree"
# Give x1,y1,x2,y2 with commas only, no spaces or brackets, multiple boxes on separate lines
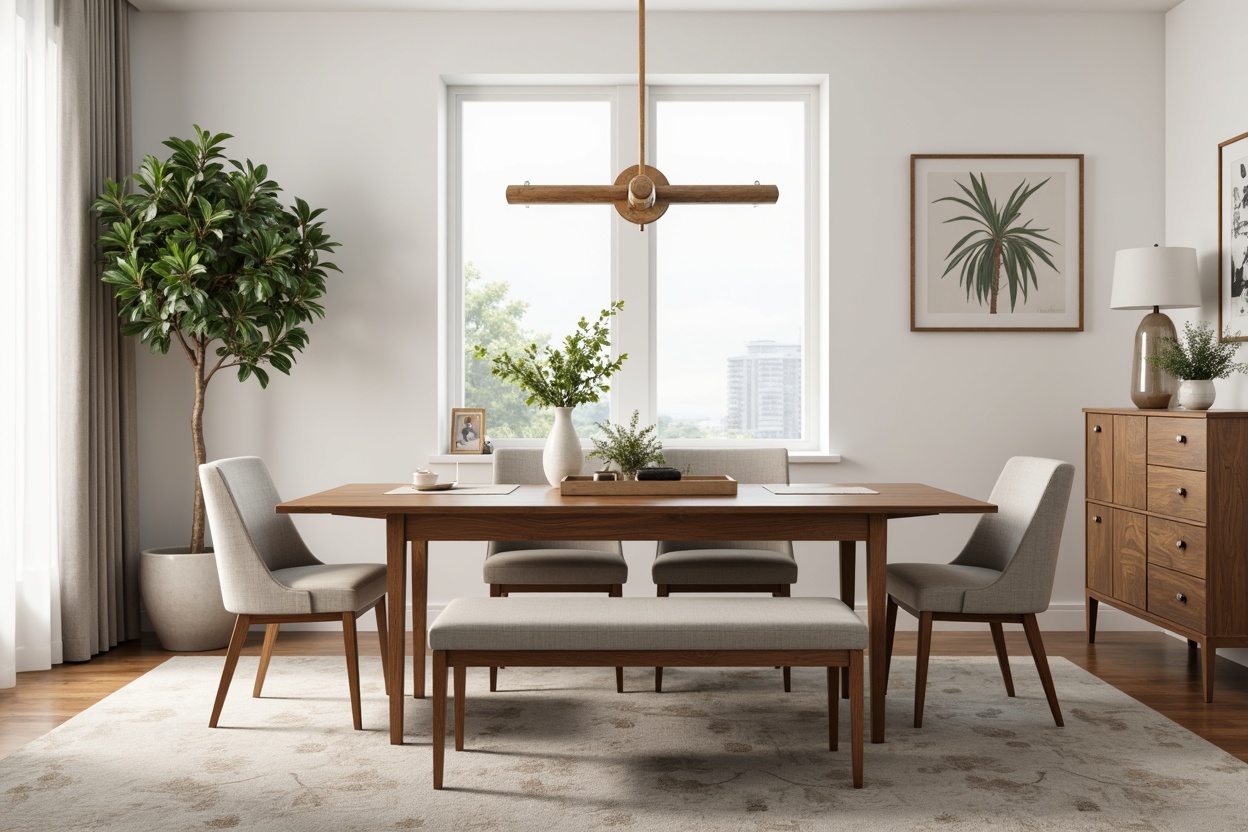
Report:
1146,321,1248,410
94,126,341,649
473,302,627,485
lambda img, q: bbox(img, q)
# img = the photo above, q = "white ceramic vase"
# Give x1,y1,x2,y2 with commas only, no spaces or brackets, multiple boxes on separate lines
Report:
542,406,583,486
1177,379,1216,410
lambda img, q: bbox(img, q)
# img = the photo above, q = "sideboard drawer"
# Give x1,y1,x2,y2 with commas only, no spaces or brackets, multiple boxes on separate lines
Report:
1147,466,1206,523
1148,564,1206,632
1148,418,1206,471
1147,517,1206,579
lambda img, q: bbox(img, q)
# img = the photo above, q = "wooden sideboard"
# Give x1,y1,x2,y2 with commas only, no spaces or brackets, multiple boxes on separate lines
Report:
1084,407,1248,701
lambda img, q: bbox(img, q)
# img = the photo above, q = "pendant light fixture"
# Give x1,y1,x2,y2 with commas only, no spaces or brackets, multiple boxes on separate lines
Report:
505,0,779,230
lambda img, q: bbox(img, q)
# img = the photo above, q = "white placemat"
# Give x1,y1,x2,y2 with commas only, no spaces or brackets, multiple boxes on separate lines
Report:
384,484,519,495
764,484,879,495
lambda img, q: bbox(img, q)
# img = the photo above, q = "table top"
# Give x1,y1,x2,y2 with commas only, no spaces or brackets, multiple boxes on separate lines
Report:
277,482,996,520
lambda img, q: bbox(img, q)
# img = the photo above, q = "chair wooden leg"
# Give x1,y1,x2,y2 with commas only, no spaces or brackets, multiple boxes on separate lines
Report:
210,615,250,728
433,651,447,789
454,666,466,751
914,610,933,728
776,586,792,688
783,667,792,692
375,598,390,696
850,651,864,789
827,667,838,751
839,542,856,701
253,623,280,698
989,621,1016,697
884,596,898,697
489,667,498,692
654,667,663,692
343,612,363,730
610,585,624,690
1021,613,1063,727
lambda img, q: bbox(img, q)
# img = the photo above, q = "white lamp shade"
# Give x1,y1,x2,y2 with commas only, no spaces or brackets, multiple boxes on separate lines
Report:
1110,246,1202,310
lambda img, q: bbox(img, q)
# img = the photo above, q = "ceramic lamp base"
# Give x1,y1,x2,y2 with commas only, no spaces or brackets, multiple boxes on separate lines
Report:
1130,309,1178,409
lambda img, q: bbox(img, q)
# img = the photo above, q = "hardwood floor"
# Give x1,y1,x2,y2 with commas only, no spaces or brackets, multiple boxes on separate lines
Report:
2,628,1247,761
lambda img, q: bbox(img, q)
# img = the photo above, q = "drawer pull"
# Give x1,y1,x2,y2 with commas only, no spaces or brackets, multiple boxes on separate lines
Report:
1092,425,1102,433
1092,515,1102,524
1175,487,1187,497
1176,593,1187,604
1176,434,1187,444
1176,539,1187,549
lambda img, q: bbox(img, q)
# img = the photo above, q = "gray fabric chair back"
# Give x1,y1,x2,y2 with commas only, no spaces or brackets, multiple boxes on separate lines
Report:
952,456,1075,614
199,456,322,614
489,448,621,555
656,448,792,555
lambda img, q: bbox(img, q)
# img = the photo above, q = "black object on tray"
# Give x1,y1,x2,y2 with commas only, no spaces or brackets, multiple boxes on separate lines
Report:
636,467,681,481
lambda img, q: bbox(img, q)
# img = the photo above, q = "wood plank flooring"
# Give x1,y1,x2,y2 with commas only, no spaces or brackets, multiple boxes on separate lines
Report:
2,628,1247,761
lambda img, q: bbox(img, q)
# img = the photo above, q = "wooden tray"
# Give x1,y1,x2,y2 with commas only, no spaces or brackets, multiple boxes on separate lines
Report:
559,475,738,496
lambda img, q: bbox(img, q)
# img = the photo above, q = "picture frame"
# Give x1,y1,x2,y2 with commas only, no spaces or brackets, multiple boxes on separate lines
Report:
911,154,1084,332
450,408,486,454
1218,131,1248,342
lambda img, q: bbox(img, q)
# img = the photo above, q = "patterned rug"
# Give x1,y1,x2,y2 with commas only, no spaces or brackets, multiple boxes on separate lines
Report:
1,656,1244,831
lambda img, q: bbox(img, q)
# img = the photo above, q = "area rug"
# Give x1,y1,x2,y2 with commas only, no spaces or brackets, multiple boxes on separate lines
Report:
1,657,1245,831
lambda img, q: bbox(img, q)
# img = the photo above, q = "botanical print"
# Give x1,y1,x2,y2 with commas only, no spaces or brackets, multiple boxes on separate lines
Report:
933,173,1060,315
911,154,1083,332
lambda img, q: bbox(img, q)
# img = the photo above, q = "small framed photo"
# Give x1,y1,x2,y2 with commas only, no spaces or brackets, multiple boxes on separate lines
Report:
450,408,485,454
911,154,1084,332
1219,131,1248,342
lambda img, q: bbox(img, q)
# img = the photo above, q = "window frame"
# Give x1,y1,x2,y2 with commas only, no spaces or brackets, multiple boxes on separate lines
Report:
446,81,825,452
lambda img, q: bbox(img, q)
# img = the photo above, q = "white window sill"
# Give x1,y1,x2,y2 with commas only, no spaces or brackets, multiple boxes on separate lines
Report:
428,452,842,465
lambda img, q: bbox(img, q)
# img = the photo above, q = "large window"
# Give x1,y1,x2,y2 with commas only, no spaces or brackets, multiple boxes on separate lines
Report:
448,84,822,449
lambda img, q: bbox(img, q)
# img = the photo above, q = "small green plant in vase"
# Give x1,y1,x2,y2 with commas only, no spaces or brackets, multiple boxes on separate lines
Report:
589,411,665,480
1146,321,1248,410
473,301,628,485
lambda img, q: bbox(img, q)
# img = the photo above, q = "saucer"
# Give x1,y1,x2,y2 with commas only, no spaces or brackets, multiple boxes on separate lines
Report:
414,482,456,492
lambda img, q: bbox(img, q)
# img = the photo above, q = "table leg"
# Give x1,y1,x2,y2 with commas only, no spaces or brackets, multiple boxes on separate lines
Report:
386,515,408,745
411,539,429,700
866,514,887,744
839,540,856,700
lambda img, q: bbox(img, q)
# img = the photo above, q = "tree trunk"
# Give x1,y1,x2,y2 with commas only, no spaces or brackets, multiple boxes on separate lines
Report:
190,343,208,553
989,240,1003,314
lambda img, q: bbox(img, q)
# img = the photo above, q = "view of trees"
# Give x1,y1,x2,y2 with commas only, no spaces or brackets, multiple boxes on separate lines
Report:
463,263,708,439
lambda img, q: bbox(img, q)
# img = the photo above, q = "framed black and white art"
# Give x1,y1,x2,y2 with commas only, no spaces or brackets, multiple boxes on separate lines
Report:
1219,131,1248,342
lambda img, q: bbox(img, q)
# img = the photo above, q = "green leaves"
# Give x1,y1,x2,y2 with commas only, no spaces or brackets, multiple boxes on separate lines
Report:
94,125,340,387
1147,321,1248,381
935,172,1059,313
588,410,664,477
473,300,628,409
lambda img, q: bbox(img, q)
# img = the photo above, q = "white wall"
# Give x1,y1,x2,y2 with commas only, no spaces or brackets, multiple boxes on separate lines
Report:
1166,0,1248,665
128,10,1166,629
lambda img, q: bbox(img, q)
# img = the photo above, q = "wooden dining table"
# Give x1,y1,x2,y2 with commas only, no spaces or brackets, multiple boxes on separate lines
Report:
277,482,995,746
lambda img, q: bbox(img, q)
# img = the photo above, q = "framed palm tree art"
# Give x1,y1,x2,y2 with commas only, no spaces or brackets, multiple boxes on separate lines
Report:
911,154,1084,331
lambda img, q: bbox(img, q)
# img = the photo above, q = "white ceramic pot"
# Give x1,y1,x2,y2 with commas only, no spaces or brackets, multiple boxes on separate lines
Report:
140,547,236,651
542,406,583,486
1177,379,1216,411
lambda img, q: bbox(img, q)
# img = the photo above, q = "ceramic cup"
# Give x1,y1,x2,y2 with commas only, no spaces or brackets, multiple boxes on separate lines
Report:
413,470,439,487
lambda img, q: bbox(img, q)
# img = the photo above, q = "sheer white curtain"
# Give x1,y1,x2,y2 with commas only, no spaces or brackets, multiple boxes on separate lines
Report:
0,0,62,689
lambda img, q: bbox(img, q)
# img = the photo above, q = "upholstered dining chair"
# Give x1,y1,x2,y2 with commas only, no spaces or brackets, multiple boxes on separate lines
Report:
651,447,797,691
199,456,389,730
884,456,1075,728
486,447,628,692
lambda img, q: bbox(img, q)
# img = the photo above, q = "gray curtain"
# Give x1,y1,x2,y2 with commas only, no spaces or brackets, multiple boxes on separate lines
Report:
58,0,140,662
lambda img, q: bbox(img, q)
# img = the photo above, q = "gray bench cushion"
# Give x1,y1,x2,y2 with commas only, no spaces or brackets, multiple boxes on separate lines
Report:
429,597,867,652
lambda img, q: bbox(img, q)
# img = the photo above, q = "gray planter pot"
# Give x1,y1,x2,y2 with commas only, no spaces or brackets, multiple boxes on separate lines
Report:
140,546,236,651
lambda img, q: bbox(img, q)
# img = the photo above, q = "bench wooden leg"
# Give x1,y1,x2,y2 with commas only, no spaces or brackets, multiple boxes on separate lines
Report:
654,667,663,692
433,651,447,789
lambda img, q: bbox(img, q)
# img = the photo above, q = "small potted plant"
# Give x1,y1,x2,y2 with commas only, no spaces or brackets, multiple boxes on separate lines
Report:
1146,321,1248,410
474,301,627,485
589,410,665,480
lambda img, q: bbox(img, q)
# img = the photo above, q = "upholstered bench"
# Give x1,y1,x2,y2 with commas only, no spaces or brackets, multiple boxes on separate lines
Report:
428,596,867,790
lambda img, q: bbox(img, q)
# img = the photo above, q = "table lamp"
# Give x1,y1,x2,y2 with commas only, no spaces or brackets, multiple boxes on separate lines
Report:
1110,245,1201,409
